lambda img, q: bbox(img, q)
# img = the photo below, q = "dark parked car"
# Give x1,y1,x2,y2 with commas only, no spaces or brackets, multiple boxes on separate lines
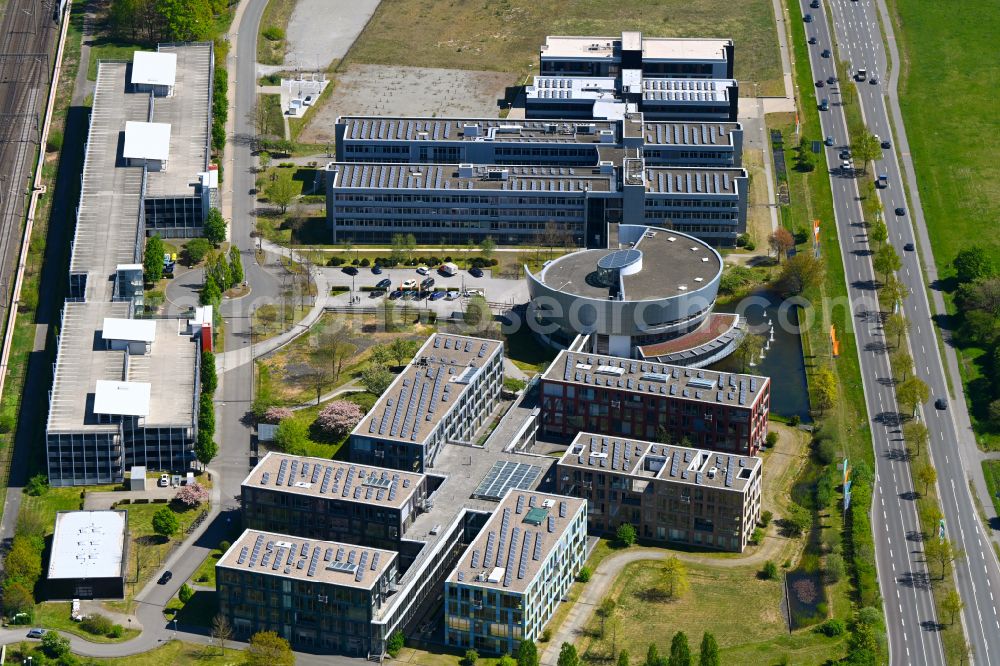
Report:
375,278,392,290
429,290,446,301
881,140,892,149
810,0,820,7
935,398,947,410
839,149,851,160
819,98,829,111
342,266,358,276
389,290,403,300
904,243,915,251
803,13,813,22
420,277,435,290
469,267,484,278
827,76,837,84
808,36,818,45
894,207,906,216
371,265,383,274
821,49,831,58
158,571,173,585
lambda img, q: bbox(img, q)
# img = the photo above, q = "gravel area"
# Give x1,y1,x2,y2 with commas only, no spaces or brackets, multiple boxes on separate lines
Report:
283,0,382,70
300,64,517,144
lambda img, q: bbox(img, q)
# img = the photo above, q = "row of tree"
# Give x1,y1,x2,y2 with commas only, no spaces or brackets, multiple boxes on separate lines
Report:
195,349,218,467
110,0,231,44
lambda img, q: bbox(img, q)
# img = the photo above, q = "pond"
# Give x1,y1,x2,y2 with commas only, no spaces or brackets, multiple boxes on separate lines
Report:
713,289,812,421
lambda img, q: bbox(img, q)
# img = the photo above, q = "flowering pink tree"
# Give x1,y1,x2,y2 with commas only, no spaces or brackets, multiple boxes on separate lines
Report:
263,406,293,424
174,482,209,507
315,400,364,437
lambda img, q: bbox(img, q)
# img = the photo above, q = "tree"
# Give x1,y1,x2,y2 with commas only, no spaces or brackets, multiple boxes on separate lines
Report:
258,151,271,170
152,507,180,539
267,170,297,213
211,613,232,655
943,589,965,625
316,400,365,437
195,429,218,467
915,463,937,497
660,557,689,599
390,234,407,264
616,523,637,547
813,367,838,416
464,294,492,332
387,630,405,657
4,535,42,584
369,344,392,367
517,640,539,666
199,392,215,434
576,566,592,582
1,580,35,616
184,237,212,265
479,236,497,262
618,649,631,666
200,350,218,395
645,643,661,666
246,630,295,666
558,642,580,666
263,406,293,424
389,338,419,367
668,631,691,666
903,420,930,458
360,365,394,396
776,252,825,295
953,246,995,284
699,633,719,666
204,208,227,245
825,553,845,583
200,273,222,306
463,649,480,666
761,560,779,580
925,538,965,580
884,312,910,349
41,631,71,658
897,375,930,416
890,348,914,382
768,228,795,262
144,234,164,283
179,583,194,603
274,417,309,455
229,246,244,285
869,219,888,251
499,656,517,666
174,482,209,507
873,244,902,286
851,131,881,172
731,333,765,373
596,598,616,638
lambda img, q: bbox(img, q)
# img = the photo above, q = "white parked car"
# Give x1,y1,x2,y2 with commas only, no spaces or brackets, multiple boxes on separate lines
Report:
416,266,430,275
401,279,417,289
158,474,169,487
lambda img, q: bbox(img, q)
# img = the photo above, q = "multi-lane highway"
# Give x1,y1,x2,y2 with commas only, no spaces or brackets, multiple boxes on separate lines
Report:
798,0,1000,662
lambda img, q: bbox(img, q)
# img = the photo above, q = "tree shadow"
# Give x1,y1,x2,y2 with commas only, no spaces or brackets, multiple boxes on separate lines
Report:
896,570,932,591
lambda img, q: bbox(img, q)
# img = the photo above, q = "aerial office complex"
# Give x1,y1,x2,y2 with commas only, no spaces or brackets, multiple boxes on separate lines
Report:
349,333,504,472
540,349,771,456
556,433,761,551
217,530,399,655
45,44,213,486
444,491,587,655
241,452,430,552
525,223,743,362
526,32,737,121
47,510,128,599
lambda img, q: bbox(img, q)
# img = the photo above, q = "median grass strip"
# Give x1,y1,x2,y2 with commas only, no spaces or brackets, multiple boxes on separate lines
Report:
343,0,784,95
257,0,296,65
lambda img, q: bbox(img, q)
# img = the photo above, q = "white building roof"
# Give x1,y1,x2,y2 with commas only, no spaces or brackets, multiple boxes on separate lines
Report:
48,511,127,580
102,317,157,343
93,380,151,417
131,51,177,87
123,121,171,162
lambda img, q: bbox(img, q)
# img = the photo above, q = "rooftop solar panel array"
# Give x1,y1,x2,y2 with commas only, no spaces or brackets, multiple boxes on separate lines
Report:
472,460,543,500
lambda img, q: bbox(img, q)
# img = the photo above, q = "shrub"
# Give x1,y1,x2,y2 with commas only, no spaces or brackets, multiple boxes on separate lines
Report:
761,560,779,580
46,129,64,153
463,649,479,666
263,406,293,424
789,415,801,427
41,631,71,658
262,26,285,41
541,628,552,642
184,238,212,265
0,412,14,433
576,566,592,583
81,613,113,636
220,540,232,553
616,523,637,547
174,482,209,508
360,258,370,267
814,437,838,466
25,474,49,497
387,630,404,657
765,431,779,448
109,624,124,638
825,553,845,583
315,400,364,438
750,527,765,546
760,510,773,526
179,583,194,604
327,256,345,266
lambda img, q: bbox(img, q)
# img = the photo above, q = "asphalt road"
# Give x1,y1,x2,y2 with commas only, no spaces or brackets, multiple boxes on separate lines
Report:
802,0,1000,663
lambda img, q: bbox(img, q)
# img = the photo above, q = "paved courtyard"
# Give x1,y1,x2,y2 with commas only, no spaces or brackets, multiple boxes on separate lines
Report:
299,65,516,144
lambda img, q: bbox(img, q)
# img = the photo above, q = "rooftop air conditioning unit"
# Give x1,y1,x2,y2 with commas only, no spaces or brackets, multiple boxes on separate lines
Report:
707,467,717,479
545,123,558,133
458,164,474,178
578,124,596,134
485,169,509,181
463,123,480,137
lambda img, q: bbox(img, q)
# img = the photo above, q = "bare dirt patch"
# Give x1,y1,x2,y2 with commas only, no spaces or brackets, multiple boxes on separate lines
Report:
299,65,516,145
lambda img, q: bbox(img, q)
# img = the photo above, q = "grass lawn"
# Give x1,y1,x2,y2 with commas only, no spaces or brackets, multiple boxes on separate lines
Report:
885,0,1000,447
34,602,141,644
274,391,378,459
78,640,242,665
503,324,556,375
982,461,1000,520
88,41,146,81
344,0,784,96
259,93,284,139
576,560,846,665
124,502,205,593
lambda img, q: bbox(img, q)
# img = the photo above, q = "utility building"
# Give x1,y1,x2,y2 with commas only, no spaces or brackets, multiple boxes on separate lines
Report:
47,511,128,599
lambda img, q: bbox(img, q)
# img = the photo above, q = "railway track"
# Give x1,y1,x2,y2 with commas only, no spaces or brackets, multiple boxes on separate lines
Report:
0,0,59,319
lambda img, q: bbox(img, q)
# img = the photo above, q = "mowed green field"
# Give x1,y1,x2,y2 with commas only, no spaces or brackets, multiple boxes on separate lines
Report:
344,0,784,95
892,0,1000,273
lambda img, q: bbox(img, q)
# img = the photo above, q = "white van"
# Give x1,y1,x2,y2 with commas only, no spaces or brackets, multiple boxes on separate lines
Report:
439,262,458,277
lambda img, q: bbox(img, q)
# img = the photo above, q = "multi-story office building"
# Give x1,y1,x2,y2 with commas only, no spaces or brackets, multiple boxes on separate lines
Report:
324,161,747,247
444,491,587,655
241,452,429,551
556,433,762,551
539,350,770,456
539,32,734,80
45,45,212,486
334,114,743,168
217,529,398,655
350,334,504,472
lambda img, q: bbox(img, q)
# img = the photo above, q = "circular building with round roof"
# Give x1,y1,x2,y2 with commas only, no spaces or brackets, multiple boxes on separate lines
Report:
526,224,742,365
